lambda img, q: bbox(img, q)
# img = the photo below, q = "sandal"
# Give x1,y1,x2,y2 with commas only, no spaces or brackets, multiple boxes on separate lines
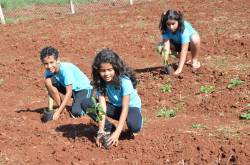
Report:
185,59,192,65
192,61,201,69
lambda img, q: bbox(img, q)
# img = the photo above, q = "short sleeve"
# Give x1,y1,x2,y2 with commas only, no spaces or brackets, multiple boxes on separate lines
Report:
121,78,134,96
181,29,191,44
61,69,74,86
162,33,170,40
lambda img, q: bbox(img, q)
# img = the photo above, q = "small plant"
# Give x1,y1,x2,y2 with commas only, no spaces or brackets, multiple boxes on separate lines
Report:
86,97,106,122
191,123,207,129
142,117,148,124
200,85,215,94
157,108,176,118
160,84,172,93
240,110,250,120
227,77,244,89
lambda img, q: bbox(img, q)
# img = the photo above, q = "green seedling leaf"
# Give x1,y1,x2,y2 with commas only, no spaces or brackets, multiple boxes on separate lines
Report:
240,110,250,120
160,84,172,93
86,97,106,122
246,103,250,107
227,77,244,89
200,85,215,94
192,123,207,129
157,108,176,118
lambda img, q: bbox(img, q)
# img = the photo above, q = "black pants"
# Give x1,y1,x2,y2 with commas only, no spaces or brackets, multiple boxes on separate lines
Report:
81,98,143,133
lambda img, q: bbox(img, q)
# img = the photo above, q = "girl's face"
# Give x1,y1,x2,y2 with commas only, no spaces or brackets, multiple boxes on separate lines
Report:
99,63,115,82
42,55,59,74
166,19,178,33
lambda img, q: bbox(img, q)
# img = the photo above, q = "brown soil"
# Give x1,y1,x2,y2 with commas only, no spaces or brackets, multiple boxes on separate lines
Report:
0,0,249,164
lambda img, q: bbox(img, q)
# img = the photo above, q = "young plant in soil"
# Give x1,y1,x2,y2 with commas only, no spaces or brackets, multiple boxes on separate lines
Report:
227,77,244,89
157,108,176,118
160,84,172,93
191,123,207,129
240,110,250,120
200,85,215,94
86,97,106,122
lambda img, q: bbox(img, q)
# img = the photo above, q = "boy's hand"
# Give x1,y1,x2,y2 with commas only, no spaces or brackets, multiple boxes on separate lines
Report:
52,108,60,120
174,68,182,75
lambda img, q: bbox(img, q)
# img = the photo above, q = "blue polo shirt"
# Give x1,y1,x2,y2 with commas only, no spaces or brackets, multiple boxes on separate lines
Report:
44,62,92,91
162,21,198,44
97,76,141,109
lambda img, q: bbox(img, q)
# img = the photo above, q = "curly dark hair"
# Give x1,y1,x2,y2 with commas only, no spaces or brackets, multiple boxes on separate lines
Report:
92,48,137,95
159,9,185,34
39,46,59,61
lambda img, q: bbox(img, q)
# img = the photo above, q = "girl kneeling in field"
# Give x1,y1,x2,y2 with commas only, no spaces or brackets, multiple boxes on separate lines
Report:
81,49,143,148
157,9,201,75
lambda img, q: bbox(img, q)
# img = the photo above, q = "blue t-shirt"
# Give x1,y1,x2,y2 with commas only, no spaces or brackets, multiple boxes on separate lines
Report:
162,21,198,44
44,62,92,91
97,76,141,109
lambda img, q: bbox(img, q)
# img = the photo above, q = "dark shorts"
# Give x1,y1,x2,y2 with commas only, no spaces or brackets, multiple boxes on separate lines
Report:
170,39,190,52
48,75,93,116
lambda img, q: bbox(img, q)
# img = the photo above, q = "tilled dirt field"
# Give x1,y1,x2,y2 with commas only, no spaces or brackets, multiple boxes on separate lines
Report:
0,0,249,164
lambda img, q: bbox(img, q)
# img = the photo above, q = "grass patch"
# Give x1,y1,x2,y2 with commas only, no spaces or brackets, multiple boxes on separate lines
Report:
240,110,250,120
160,84,172,93
200,85,215,94
0,0,97,10
191,123,207,129
227,77,244,89
157,108,176,118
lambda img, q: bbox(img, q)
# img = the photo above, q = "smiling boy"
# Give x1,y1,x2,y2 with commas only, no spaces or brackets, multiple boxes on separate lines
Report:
40,46,92,121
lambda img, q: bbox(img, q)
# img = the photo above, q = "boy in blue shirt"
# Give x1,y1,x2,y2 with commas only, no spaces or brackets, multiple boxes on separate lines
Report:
40,46,92,121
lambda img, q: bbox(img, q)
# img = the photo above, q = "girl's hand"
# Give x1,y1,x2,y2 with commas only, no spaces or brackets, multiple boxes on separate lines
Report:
107,130,121,146
96,133,103,148
52,109,60,120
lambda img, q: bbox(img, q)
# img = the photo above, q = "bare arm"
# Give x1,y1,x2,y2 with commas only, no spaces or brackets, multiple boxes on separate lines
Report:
53,85,72,120
163,39,170,52
107,95,130,146
174,43,189,75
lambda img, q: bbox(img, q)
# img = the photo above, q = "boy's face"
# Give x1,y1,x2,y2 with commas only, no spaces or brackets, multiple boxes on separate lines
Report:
166,19,178,33
99,63,115,82
41,55,59,73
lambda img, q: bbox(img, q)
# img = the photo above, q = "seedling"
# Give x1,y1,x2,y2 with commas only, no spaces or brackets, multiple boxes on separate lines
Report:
160,84,172,93
86,97,106,122
156,43,169,66
191,123,207,129
142,117,148,124
200,85,215,94
227,77,244,89
240,110,250,120
157,108,176,118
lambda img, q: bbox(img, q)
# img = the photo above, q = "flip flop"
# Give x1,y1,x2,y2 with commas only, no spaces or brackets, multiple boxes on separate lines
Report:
192,61,201,69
